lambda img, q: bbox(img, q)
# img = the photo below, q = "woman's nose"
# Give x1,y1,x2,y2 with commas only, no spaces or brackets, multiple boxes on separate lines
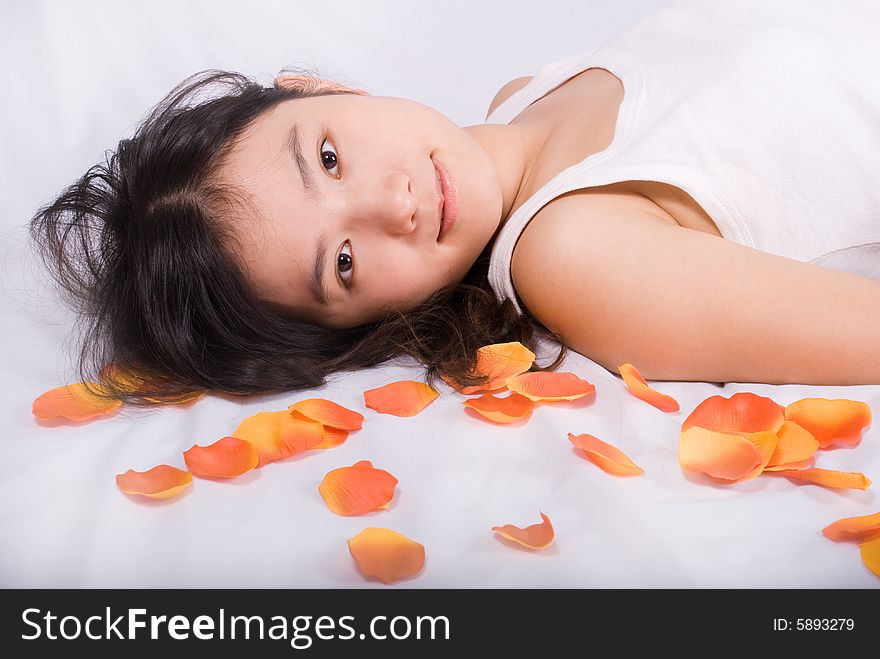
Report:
355,171,417,234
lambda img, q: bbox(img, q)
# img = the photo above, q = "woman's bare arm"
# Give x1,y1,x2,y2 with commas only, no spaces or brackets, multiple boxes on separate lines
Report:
512,193,880,385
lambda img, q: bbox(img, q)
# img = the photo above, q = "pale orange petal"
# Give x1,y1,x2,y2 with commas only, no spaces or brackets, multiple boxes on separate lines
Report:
567,433,644,476
463,392,534,424
739,430,779,481
777,468,872,490
183,436,259,478
232,411,324,466
859,536,880,578
764,421,820,470
681,392,785,435
319,461,399,515
783,398,872,449
762,457,816,472
823,511,880,542
618,363,679,413
312,425,350,449
32,382,122,422
115,465,192,500
445,342,536,394
492,512,555,549
505,371,596,402
347,527,425,584
363,381,439,417
288,398,364,430
678,426,763,482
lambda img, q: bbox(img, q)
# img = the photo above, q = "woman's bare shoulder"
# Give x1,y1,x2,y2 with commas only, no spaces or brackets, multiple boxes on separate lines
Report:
486,76,533,119
509,189,880,384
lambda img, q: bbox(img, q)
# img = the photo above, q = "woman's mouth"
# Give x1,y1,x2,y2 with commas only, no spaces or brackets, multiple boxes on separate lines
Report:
431,156,458,241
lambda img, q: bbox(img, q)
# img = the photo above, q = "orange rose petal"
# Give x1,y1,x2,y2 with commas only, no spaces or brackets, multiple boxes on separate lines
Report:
288,398,364,431
505,371,596,402
739,430,779,481
492,512,555,549
567,433,644,476
682,392,785,434
347,527,425,584
678,426,763,482
364,381,439,417
319,460,399,516
823,512,880,542
618,363,679,413
182,436,259,479
463,392,534,424
232,411,324,466
783,398,872,449
859,536,880,578
764,421,820,470
312,425,349,449
763,457,816,472
115,465,192,500
32,382,122,422
445,341,536,394
777,468,872,491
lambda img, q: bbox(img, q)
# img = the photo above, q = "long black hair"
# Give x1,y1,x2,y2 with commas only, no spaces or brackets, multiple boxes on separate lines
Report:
29,69,564,405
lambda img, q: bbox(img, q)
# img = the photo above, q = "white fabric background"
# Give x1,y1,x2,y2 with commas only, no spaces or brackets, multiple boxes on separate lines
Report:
1,0,878,588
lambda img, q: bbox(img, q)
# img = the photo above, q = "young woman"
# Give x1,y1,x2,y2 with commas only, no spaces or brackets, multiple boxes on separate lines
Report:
29,0,880,404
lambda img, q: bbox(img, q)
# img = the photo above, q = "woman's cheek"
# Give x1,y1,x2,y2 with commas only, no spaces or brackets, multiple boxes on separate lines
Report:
374,254,439,306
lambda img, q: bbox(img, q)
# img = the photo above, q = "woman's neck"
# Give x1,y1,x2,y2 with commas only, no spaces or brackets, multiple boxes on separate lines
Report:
462,121,550,234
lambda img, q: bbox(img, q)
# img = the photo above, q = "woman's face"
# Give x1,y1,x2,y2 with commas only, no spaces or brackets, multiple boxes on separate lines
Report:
220,93,505,329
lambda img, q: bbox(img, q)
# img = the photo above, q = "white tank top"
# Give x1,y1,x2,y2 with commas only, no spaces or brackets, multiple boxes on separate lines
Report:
486,0,880,314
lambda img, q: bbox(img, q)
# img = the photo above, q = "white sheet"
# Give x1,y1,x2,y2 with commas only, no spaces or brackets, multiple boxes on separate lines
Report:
2,0,877,588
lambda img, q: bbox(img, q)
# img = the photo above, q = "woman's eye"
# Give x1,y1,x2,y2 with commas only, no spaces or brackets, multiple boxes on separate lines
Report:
336,240,353,286
320,138,339,176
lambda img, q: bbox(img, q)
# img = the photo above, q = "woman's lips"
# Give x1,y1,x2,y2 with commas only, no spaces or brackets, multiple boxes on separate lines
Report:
431,156,458,241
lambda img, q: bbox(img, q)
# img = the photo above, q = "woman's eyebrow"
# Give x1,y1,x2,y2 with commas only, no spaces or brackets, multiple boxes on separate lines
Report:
310,230,331,307
285,123,320,200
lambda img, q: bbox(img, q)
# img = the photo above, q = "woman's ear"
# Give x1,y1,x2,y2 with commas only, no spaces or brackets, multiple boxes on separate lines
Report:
274,75,368,96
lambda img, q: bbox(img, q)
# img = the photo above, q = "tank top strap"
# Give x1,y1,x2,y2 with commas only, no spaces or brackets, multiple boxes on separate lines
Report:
486,48,646,313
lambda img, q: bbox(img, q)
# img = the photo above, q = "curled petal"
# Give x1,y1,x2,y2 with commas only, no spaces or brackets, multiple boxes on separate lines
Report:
682,392,785,435
232,411,324,466
312,425,349,449
492,512,555,549
319,461,399,515
859,536,880,578
678,426,763,482
764,421,820,470
347,527,425,584
739,430,779,481
33,382,122,422
777,468,872,491
783,398,872,449
506,372,595,402
116,465,192,500
762,457,816,472
183,436,259,478
618,363,679,413
823,512,880,542
567,433,644,476
288,398,364,431
364,381,439,417
463,392,534,424
446,342,536,394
